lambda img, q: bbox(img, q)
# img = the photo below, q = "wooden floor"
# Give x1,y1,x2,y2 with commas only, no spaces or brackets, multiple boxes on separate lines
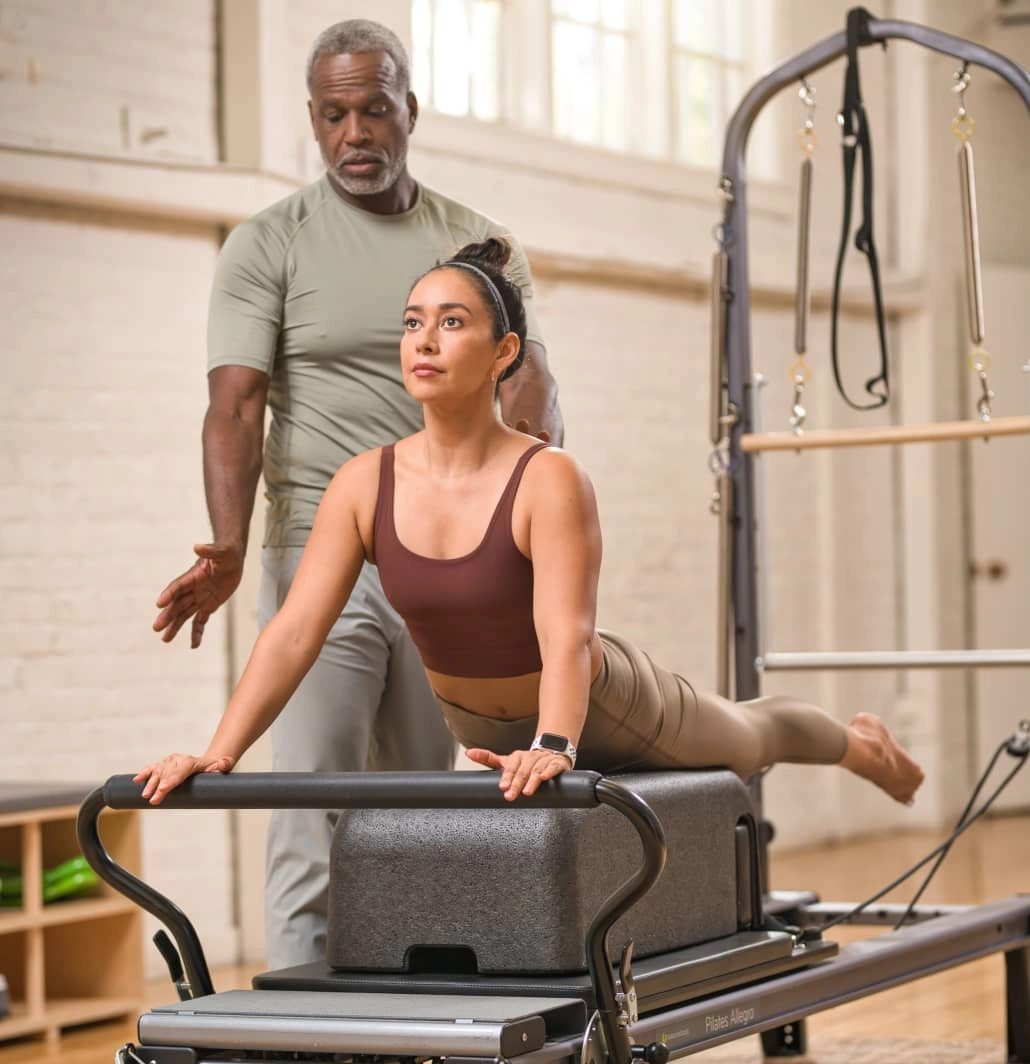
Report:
0,812,1026,1062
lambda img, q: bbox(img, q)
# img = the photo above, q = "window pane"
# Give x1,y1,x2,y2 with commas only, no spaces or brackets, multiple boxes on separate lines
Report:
675,0,718,52
675,53,721,167
723,0,745,62
412,0,432,102
600,31,627,149
412,0,502,121
552,20,600,145
552,0,601,22
600,0,629,30
470,0,501,120
433,0,470,116
725,63,747,123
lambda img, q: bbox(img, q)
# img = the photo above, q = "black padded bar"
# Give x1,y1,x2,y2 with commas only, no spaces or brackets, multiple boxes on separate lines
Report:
588,778,668,1064
102,770,603,810
77,786,217,998
82,772,598,1005
79,769,666,1060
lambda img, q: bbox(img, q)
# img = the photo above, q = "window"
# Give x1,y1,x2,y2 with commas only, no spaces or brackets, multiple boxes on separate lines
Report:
671,0,771,171
410,0,775,175
411,0,503,121
550,0,633,152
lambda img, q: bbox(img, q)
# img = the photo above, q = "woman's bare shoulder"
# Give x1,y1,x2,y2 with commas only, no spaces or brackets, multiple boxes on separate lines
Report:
521,443,598,507
525,442,592,481
325,446,385,498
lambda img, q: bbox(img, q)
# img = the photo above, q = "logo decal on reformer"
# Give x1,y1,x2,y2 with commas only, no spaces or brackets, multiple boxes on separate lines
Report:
704,1005,758,1033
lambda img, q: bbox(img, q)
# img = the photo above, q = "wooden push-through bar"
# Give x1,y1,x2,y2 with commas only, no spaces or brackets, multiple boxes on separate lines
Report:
740,414,1030,453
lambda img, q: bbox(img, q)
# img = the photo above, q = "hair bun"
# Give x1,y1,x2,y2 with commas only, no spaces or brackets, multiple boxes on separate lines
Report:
453,237,512,271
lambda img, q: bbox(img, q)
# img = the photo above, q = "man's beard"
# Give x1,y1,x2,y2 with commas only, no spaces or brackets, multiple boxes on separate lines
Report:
325,146,409,197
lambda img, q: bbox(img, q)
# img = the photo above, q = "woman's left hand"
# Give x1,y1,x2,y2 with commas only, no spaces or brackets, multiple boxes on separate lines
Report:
465,746,573,800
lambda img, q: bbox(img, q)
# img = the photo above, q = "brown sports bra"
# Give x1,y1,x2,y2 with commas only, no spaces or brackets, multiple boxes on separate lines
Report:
373,442,549,678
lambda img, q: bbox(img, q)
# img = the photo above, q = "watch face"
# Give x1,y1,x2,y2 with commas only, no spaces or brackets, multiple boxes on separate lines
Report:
538,733,569,753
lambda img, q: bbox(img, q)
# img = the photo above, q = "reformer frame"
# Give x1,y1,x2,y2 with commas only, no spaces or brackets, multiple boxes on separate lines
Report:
711,14,1030,692
79,772,1030,1062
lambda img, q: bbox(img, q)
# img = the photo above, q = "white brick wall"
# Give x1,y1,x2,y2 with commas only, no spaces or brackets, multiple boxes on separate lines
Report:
0,0,219,161
0,200,236,969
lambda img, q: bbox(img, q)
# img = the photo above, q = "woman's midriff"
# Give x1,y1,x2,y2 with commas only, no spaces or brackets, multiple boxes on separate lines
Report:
426,636,605,720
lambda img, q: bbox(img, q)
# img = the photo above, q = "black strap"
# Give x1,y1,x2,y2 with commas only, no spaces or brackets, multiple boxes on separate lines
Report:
831,7,890,410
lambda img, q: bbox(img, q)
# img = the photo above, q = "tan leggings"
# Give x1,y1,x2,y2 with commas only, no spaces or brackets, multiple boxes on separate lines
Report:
435,630,849,778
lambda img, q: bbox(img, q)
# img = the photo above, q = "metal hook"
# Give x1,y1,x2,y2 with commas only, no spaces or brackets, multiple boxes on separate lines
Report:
952,64,975,141
787,358,809,434
976,375,994,422
952,63,971,106
797,79,817,155
969,347,994,422
798,78,816,110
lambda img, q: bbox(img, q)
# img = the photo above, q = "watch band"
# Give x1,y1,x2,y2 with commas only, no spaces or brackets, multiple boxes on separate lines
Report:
530,733,577,767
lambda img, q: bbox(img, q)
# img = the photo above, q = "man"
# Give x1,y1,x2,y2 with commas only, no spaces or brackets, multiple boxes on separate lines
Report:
153,18,561,970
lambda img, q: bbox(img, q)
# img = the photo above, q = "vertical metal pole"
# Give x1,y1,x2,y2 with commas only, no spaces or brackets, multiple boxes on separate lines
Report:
711,246,734,697
723,179,761,704
716,468,735,697
710,250,729,449
1006,944,1030,1063
752,374,770,671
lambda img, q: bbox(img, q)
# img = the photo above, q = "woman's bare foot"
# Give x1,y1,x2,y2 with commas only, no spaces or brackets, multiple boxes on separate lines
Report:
840,712,925,804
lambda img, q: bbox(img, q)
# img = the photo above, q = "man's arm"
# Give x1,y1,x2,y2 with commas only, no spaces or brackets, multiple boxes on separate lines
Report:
498,340,564,444
153,365,268,647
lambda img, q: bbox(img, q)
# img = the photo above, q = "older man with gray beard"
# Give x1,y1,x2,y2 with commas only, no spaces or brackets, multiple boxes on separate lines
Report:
152,18,561,970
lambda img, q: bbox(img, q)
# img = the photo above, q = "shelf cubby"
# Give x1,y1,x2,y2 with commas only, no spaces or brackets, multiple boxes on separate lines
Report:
0,785,143,1045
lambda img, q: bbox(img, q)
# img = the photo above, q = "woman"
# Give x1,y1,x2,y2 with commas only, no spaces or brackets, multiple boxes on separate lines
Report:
137,240,923,806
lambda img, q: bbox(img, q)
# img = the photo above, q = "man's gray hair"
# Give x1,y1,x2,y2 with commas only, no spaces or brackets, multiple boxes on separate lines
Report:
306,19,411,94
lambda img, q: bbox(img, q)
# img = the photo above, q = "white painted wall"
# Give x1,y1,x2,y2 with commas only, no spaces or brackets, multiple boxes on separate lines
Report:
0,0,1027,974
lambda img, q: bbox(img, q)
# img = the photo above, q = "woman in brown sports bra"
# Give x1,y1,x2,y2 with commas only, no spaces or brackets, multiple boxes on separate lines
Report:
136,239,923,808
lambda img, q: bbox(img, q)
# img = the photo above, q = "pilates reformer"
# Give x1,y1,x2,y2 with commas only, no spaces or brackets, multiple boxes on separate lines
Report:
79,758,1030,1064
80,9,1030,1064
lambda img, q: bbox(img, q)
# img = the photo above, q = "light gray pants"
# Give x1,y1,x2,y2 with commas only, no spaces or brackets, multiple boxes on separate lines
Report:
436,630,848,777
260,549,456,970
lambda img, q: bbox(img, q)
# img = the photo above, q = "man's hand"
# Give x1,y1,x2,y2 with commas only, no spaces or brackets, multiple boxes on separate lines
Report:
514,419,551,444
153,542,245,648
134,753,236,805
465,746,572,800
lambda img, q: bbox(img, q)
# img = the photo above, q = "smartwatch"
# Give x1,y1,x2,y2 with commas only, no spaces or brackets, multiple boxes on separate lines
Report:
530,733,578,767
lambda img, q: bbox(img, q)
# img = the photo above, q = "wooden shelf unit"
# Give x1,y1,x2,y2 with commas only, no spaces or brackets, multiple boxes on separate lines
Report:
0,787,143,1046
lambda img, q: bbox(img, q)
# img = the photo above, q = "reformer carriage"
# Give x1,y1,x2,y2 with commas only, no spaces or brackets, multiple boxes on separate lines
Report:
80,9,1030,1063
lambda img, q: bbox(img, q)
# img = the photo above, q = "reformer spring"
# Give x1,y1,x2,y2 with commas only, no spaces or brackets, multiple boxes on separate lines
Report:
953,64,994,422
790,80,817,435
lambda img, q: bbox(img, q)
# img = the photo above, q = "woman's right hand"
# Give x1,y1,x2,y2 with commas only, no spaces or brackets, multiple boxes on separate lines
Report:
133,753,236,805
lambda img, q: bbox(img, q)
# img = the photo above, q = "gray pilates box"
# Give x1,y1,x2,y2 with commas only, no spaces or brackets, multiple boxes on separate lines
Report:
327,770,756,975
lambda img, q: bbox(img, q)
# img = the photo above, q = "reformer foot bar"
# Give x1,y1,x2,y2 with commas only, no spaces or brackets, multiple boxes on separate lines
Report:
78,771,1030,1063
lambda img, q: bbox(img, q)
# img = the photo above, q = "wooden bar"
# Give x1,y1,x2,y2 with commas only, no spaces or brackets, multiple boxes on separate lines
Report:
740,414,1030,453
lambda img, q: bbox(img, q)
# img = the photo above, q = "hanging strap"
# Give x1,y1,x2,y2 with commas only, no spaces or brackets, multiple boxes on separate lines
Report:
831,7,890,410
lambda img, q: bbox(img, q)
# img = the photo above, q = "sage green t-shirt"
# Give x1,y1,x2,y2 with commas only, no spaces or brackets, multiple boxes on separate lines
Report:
208,176,544,548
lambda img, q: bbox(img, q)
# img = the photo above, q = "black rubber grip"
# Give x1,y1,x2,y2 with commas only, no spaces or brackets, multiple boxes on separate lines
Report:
102,770,603,810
